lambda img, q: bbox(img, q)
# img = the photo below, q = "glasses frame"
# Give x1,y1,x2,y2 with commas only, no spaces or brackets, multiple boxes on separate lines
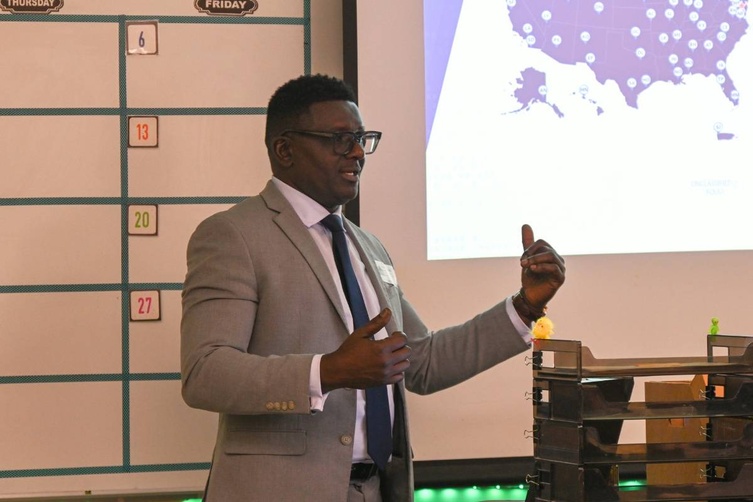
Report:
281,129,382,155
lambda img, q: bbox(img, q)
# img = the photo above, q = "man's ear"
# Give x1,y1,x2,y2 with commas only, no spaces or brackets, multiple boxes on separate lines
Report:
272,136,293,167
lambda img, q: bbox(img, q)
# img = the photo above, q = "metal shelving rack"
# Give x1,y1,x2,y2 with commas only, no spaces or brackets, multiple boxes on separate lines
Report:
525,334,753,501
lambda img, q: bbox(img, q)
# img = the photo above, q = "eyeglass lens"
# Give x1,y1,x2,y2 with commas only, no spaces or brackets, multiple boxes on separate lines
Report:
334,132,379,155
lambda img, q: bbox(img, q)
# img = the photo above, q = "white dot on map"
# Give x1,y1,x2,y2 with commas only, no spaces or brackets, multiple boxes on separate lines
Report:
526,35,537,46
731,90,739,101
696,20,707,31
716,60,726,71
673,67,684,78
631,26,641,38
552,35,562,46
538,85,548,96
716,74,726,85
669,53,679,65
683,0,693,6
717,32,727,43
703,40,714,51
523,23,533,34
659,33,669,44
727,5,737,15
641,75,651,86
594,2,604,14
665,9,675,19
581,31,591,43
693,0,703,8
736,7,746,18
627,78,637,89
689,11,699,22
684,57,694,69
688,39,698,51
635,47,646,59
720,22,730,33
646,8,656,19
579,84,589,96
585,52,596,64
669,0,679,5
713,122,723,133
542,10,552,22
672,29,683,41
506,0,517,6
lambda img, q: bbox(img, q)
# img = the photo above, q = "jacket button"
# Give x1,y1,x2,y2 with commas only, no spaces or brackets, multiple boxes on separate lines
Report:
340,434,353,446
265,402,274,411
288,400,296,410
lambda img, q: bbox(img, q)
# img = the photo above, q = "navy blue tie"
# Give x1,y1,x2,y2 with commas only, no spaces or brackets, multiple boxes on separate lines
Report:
320,214,391,470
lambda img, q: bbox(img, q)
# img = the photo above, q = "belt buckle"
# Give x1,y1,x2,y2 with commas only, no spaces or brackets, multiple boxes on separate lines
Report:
350,462,378,481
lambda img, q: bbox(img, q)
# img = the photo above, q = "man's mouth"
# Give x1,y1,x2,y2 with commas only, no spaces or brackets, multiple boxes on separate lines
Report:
342,168,360,181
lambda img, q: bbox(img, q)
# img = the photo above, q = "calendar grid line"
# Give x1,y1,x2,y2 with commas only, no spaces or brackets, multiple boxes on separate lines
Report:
0,196,247,206
0,373,181,385
118,15,133,471
0,107,267,116
0,463,212,479
0,283,183,294
0,14,305,25
0,0,312,485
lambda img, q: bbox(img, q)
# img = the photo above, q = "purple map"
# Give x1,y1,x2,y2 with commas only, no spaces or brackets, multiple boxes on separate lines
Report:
511,68,566,116
507,0,748,108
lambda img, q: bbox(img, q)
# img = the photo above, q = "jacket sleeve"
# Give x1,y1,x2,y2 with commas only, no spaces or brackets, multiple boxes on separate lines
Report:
180,213,314,415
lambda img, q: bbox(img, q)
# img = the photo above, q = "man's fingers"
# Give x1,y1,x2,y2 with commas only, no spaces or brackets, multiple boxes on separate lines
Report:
382,331,409,352
358,308,392,338
521,224,534,252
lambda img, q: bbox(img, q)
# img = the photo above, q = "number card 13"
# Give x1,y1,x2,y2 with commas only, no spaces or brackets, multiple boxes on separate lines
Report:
128,116,158,148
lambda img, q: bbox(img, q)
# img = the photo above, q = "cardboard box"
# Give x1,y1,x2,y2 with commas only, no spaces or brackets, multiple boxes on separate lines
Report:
644,374,708,486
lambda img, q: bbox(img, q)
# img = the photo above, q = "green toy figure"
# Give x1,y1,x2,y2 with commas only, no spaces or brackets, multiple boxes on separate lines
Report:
709,317,719,335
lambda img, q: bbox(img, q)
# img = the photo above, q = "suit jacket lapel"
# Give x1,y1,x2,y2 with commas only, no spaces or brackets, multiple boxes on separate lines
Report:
259,182,351,330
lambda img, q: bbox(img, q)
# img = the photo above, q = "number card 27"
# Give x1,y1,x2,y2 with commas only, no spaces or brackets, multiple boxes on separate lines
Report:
130,290,161,322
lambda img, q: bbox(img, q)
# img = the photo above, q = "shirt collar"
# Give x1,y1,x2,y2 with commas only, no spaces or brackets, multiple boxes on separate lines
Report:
270,177,342,229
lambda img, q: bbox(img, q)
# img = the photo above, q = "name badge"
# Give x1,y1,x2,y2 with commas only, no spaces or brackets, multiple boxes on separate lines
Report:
376,260,398,286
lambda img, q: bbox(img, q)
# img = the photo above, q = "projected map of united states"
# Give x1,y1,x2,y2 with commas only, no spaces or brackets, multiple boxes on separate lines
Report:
507,0,747,111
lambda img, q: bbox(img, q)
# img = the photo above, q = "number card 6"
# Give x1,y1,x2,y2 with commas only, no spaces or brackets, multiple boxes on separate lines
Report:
126,21,159,55
128,204,158,236
130,290,161,322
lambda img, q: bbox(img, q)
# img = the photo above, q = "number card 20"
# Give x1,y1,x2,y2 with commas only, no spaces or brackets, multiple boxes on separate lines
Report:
128,205,158,236
130,290,161,321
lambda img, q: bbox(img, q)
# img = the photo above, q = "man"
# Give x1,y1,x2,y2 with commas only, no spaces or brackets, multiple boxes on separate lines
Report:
181,74,565,502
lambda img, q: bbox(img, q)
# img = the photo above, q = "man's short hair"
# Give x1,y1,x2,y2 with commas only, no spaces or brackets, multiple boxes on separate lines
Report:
265,74,357,147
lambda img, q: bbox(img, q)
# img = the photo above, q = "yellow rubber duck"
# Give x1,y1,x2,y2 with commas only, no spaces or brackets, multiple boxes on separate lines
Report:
531,316,555,339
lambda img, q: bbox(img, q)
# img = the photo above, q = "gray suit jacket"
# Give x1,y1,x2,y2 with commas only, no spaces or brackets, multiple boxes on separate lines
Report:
180,180,529,501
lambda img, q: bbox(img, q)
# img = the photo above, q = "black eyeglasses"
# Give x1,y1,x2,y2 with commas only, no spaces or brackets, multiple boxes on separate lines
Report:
281,130,382,155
